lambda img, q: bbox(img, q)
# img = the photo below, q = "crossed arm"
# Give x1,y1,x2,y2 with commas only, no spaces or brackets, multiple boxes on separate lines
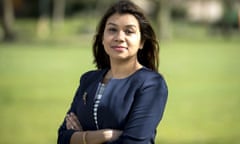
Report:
65,112,122,144
59,73,168,144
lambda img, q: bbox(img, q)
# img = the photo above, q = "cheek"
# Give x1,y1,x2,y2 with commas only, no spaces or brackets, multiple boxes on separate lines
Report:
130,35,142,47
102,33,110,46
102,37,109,54
102,39,109,50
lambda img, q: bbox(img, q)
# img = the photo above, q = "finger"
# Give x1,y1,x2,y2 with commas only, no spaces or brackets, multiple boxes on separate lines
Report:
65,115,72,130
70,113,81,126
69,113,83,130
68,115,81,130
66,113,80,131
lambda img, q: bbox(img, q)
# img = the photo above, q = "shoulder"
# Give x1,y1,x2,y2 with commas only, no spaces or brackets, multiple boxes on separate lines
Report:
81,69,102,78
135,67,168,90
80,69,107,83
137,67,166,82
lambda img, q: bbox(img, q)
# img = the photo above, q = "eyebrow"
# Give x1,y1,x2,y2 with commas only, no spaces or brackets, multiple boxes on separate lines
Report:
107,22,137,28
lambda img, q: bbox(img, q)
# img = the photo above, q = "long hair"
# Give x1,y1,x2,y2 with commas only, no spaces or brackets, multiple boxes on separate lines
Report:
93,0,159,72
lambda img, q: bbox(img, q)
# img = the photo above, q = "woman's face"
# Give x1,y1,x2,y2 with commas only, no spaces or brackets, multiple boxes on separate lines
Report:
102,13,143,62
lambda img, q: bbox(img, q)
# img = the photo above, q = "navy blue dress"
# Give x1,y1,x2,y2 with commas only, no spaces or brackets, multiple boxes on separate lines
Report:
57,67,168,144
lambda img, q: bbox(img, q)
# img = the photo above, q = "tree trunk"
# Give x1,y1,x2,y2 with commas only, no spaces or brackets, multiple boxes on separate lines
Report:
52,0,66,29
155,0,172,40
2,0,16,42
37,0,51,39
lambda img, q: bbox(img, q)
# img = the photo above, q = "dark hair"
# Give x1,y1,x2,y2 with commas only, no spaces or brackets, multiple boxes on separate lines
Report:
93,0,159,72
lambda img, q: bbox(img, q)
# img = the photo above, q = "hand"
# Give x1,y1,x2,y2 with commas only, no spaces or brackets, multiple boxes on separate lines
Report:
102,129,123,142
65,112,83,131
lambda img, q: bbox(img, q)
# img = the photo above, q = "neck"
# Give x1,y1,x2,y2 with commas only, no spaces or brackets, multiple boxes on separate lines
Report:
109,58,142,79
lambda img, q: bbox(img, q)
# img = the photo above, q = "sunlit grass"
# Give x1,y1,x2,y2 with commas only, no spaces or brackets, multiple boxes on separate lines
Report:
0,18,240,144
157,39,240,144
0,43,94,144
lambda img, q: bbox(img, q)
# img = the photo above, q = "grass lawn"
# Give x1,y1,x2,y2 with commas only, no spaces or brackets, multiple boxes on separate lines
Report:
0,20,240,144
157,38,240,144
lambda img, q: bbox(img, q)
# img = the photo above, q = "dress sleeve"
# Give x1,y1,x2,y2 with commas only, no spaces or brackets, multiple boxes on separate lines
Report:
108,74,168,144
57,74,87,144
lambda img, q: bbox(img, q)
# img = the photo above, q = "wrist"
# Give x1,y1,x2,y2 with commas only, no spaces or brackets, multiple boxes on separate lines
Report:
82,131,88,144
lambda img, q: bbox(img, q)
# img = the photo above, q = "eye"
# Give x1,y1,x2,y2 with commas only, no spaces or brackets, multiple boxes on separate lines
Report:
125,29,135,35
108,27,117,33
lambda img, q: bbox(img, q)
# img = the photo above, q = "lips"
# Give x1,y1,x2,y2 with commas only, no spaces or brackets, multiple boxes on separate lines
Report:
111,46,128,51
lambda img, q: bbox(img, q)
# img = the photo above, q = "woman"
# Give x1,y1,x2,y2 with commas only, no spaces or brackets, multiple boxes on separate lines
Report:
57,0,168,144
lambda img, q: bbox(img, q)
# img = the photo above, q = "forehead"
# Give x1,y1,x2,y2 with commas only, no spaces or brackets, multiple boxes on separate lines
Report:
106,13,140,28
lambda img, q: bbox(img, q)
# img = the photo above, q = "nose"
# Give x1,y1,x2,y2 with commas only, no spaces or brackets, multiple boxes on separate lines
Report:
114,31,124,42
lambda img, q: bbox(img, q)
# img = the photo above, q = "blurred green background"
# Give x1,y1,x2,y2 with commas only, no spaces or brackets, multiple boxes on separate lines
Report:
0,0,240,144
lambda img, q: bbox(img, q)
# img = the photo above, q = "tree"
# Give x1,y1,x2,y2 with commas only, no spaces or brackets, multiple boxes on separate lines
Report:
221,0,238,35
52,0,66,30
36,0,51,39
154,0,172,40
1,0,16,42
